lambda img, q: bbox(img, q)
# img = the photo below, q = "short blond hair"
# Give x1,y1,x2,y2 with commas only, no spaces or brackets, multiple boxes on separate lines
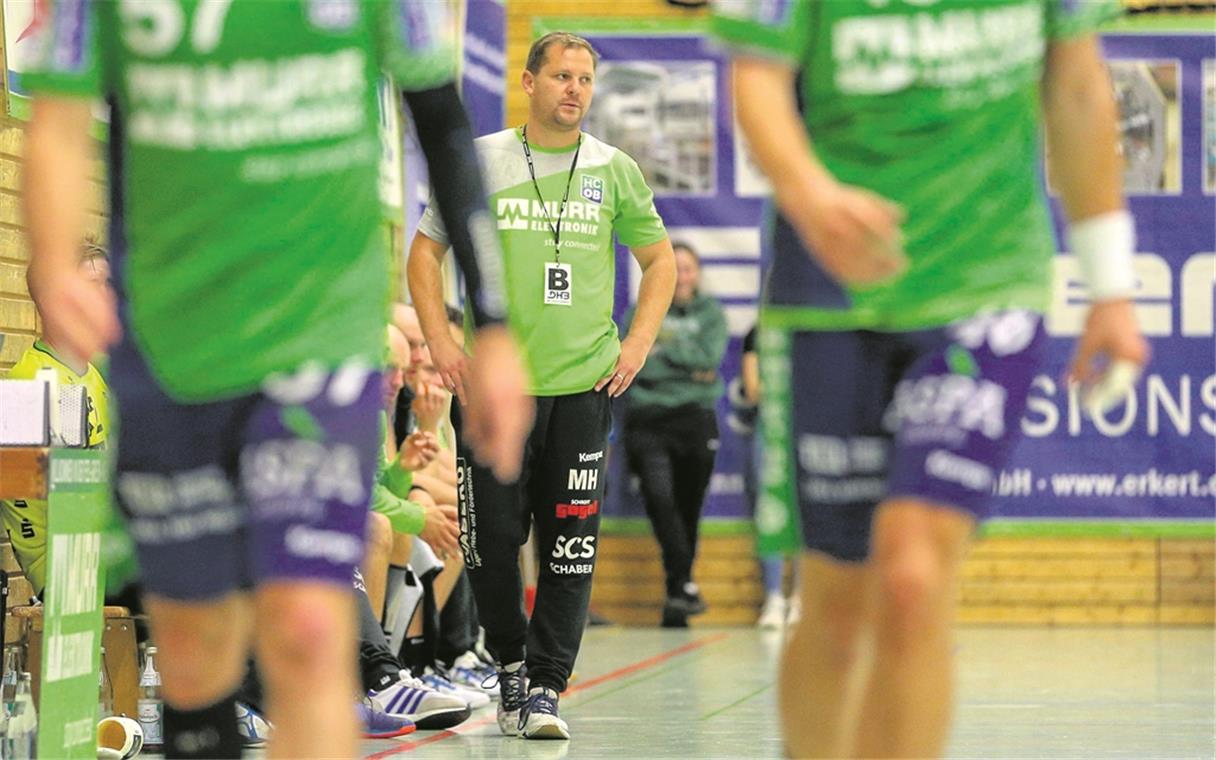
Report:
526,32,599,74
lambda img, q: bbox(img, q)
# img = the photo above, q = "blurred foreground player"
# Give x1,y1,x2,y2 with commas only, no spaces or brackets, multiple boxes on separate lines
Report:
714,0,1149,756
24,3,526,757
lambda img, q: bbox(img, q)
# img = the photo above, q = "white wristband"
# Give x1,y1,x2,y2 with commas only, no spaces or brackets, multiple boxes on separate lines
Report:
1068,210,1136,302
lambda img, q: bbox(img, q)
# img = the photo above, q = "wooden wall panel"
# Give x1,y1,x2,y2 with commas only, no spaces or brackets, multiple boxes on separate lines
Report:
592,533,1216,627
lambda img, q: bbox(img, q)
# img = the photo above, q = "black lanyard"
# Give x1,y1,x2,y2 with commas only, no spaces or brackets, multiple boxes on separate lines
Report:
521,125,582,264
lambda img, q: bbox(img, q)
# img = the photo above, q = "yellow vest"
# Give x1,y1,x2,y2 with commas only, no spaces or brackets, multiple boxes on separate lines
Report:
2,341,110,593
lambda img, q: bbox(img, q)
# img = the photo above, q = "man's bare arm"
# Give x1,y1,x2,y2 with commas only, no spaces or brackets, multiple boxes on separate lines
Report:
23,97,120,364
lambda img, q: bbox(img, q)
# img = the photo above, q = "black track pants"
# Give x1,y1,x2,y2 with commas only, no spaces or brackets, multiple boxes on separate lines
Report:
454,390,611,692
624,406,719,596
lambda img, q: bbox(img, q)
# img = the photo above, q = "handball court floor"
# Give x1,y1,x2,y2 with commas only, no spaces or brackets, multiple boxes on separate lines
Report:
340,626,1214,759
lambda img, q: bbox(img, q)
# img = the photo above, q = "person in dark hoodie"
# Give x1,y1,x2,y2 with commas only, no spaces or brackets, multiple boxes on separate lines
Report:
621,242,729,627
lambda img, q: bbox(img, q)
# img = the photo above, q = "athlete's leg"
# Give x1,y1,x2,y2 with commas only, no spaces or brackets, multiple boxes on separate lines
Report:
390,524,413,565
670,409,719,587
241,360,383,759
623,423,687,596
850,311,1046,758
780,552,871,759
854,499,973,759
526,391,611,692
110,338,261,758
362,511,394,621
253,581,359,759
767,328,894,758
144,594,253,708
454,400,543,669
405,553,462,639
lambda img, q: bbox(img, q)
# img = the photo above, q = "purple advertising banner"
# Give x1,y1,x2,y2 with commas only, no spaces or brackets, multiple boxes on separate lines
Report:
579,24,1214,529
462,0,507,138
998,32,1215,523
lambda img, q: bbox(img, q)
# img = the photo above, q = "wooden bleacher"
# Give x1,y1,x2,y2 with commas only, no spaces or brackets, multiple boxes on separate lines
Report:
592,532,1216,627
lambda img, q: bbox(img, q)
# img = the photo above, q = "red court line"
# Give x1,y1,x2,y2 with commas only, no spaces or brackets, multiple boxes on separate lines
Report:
366,631,733,758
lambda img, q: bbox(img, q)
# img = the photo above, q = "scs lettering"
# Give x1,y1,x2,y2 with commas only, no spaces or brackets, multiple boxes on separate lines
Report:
555,500,598,520
552,535,596,560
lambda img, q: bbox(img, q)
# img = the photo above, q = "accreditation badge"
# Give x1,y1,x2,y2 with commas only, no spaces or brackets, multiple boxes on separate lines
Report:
544,262,573,306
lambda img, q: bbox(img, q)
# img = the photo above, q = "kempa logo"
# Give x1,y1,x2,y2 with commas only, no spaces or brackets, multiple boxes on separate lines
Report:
556,500,599,519
567,468,598,491
578,450,604,463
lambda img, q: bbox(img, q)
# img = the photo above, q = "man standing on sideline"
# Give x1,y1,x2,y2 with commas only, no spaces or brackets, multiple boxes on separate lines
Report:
23,3,528,758
714,0,1149,757
408,31,676,741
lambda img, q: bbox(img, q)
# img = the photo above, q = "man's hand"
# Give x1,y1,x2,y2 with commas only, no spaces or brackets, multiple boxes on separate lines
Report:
26,258,120,367
778,179,908,286
428,333,470,406
411,383,449,435
1068,299,1150,416
464,325,532,483
397,431,439,472
595,334,649,397
418,501,460,557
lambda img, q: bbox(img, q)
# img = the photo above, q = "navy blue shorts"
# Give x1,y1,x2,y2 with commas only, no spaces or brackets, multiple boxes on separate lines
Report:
110,338,381,601
758,311,1046,562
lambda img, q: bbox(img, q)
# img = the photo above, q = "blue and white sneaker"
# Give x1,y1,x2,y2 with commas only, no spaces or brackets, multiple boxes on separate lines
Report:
356,699,417,739
234,701,272,748
368,671,471,730
447,652,500,701
518,686,569,740
495,661,528,736
420,666,491,709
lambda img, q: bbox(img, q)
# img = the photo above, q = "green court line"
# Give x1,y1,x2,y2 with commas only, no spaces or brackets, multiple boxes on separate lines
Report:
565,658,693,712
565,634,739,712
602,517,1214,539
700,682,774,722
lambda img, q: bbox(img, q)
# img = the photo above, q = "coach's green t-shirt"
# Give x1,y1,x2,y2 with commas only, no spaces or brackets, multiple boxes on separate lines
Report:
419,128,667,396
25,0,456,400
711,0,1120,330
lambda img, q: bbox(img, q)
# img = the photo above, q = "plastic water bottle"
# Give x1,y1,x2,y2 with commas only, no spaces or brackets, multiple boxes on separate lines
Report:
5,673,36,759
98,646,114,721
137,646,163,749
0,694,9,760
0,647,20,715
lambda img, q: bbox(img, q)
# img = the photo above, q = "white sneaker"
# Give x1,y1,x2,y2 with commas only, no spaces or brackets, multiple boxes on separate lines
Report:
235,701,272,748
368,671,471,729
420,667,492,709
518,687,569,740
496,661,527,737
757,593,787,629
786,597,802,627
447,651,500,700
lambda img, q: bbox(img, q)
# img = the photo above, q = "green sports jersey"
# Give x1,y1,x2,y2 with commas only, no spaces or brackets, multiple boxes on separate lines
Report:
712,0,1119,330
418,128,667,396
26,0,456,400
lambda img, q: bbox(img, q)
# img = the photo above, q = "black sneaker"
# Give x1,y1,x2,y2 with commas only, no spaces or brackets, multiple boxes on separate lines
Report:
665,582,708,616
518,686,569,740
495,661,527,736
660,602,689,628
